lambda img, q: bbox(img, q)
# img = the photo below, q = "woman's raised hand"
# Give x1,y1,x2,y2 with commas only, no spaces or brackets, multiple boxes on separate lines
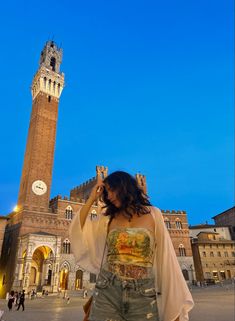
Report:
79,177,105,229
89,177,104,202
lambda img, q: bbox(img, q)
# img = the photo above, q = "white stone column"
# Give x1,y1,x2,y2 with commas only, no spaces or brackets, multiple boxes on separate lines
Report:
51,237,61,292
22,258,32,290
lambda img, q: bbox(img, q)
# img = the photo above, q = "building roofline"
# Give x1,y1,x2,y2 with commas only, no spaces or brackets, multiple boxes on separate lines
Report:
197,231,219,235
189,224,229,229
189,224,216,229
192,239,234,244
212,206,235,219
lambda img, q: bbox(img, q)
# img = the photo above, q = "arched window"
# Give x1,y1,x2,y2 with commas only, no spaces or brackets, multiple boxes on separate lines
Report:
90,273,96,283
58,83,61,95
182,269,189,280
179,244,186,256
62,239,71,254
65,206,73,220
50,57,56,71
48,79,51,91
164,218,171,229
47,265,52,285
175,219,182,229
43,77,47,89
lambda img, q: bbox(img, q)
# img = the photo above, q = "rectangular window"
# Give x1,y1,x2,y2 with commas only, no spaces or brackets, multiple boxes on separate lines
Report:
90,273,97,283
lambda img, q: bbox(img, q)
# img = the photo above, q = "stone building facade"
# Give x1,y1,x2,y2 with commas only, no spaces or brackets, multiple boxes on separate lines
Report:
190,226,235,282
190,224,232,241
161,210,195,282
0,41,194,298
212,207,235,240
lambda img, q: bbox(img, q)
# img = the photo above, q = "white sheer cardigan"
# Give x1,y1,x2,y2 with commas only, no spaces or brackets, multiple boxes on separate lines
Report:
69,206,194,321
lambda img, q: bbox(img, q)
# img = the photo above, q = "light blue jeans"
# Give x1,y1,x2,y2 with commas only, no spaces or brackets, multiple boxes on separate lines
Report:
89,268,159,321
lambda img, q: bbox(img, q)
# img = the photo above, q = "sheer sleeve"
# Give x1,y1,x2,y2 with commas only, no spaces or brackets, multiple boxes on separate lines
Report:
69,207,109,274
152,207,194,321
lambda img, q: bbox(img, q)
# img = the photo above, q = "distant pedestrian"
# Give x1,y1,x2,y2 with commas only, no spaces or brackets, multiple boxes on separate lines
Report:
17,290,25,311
14,291,19,306
7,290,14,311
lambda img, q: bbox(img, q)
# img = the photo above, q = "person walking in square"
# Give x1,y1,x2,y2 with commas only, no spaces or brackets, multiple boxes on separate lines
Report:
7,290,14,311
17,290,25,311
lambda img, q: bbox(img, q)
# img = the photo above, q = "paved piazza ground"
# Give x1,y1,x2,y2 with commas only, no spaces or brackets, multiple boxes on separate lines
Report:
0,284,234,321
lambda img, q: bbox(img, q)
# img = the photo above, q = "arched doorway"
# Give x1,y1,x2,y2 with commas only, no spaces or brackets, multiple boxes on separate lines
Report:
182,269,189,281
75,270,83,290
60,270,68,290
30,267,37,285
30,246,53,291
60,262,70,290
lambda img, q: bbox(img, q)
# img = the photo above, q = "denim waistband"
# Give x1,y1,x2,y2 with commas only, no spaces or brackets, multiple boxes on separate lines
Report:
103,262,153,279
99,267,155,288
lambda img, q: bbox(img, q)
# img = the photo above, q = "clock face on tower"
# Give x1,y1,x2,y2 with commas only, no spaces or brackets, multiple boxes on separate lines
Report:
32,180,47,196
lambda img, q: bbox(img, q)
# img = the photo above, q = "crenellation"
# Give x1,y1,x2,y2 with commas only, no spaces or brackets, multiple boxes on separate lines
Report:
135,173,147,194
70,175,97,201
96,165,108,179
71,176,97,193
161,209,185,215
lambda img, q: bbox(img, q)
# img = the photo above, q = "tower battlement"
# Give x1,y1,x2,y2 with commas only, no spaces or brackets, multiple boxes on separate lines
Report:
96,165,108,179
40,41,63,73
70,177,97,201
161,209,186,215
70,165,108,202
135,173,147,194
31,41,65,101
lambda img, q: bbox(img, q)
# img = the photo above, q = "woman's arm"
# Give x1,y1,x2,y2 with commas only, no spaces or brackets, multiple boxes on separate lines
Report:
80,180,104,229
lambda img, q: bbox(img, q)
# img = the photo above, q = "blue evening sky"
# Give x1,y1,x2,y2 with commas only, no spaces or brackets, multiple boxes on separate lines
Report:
0,0,233,225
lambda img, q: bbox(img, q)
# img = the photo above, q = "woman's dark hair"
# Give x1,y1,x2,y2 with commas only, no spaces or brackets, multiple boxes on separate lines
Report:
102,171,151,220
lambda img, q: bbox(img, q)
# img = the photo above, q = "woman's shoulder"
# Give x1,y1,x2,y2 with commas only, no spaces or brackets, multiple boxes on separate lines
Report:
148,206,162,216
148,206,165,226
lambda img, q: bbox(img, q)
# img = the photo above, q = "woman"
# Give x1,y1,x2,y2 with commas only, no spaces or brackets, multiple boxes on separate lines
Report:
7,290,14,311
69,171,194,321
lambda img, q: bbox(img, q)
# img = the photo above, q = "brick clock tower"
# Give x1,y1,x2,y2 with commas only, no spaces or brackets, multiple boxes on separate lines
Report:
18,41,64,211
0,41,65,298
